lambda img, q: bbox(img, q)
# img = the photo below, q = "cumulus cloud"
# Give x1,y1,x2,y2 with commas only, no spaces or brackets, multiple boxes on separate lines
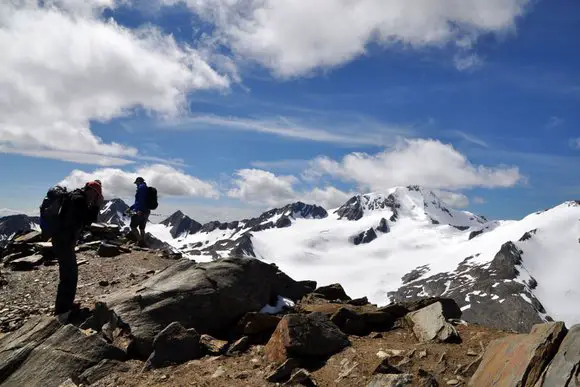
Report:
59,164,219,199
0,1,230,164
305,138,524,191
165,0,530,77
227,169,352,209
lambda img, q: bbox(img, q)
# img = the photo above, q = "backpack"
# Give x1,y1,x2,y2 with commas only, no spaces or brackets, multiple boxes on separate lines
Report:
39,186,68,238
146,186,158,210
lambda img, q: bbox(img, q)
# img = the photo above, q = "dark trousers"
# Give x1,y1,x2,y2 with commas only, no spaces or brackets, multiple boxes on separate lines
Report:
52,236,78,315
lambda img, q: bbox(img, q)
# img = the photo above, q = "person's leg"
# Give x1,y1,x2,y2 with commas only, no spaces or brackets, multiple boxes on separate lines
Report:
53,237,78,316
138,212,149,247
130,214,141,243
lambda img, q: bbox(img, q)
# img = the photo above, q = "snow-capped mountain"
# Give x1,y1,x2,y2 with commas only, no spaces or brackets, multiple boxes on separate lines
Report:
146,186,580,332
0,214,40,247
160,211,202,239
98,199,130,227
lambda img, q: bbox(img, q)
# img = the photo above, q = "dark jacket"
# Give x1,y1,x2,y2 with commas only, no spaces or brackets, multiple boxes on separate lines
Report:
57,189,99,240
130,183,148,212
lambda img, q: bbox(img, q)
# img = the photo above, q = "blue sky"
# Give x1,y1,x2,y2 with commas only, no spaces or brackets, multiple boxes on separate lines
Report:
1,0,579,221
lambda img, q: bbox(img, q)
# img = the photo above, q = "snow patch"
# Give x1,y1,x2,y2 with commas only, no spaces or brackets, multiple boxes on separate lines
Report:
260,296,295,314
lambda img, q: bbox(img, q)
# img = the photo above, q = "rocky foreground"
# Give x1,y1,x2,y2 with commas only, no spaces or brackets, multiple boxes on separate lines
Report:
1,229,579,386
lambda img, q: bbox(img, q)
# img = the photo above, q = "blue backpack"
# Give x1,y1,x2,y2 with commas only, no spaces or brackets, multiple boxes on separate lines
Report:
39,186,68,238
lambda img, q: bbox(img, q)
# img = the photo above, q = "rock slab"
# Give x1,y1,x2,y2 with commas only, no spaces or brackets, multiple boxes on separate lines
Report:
535,324,580,387
469,322,567,387
265,312,350,363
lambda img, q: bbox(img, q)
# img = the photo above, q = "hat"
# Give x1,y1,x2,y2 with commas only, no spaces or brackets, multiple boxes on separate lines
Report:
134,176,145,184
85,180,103,199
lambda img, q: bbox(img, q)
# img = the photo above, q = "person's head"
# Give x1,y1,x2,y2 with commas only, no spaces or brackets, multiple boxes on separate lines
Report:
85,180,104,207
134,177,145,186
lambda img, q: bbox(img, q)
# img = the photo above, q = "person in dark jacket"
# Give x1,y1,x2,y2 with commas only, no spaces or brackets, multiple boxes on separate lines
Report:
129,177,150,247
53,180,103,319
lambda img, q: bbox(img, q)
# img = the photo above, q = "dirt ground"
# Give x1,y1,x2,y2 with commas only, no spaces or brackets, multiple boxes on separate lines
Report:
94,320,508,387
0,249,173,333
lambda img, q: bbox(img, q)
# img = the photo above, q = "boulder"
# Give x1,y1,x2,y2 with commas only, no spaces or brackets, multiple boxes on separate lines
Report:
406,301,461,343
145,322,202,369
348,296,370,306
377,218,390,233
200,334,228,355
264,312,350,363
353,228,378,245
535,324,580,387
313,283,352,302
469,322,567,387
1,324,125,387
367,373,413,387
7,255,44,271
104,258,305,357
237,312,281,336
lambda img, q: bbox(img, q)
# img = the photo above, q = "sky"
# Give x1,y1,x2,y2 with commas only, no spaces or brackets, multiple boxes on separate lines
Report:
1,0,579,222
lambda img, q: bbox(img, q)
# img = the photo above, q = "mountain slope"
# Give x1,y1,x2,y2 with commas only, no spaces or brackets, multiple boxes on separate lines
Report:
0,214,40,247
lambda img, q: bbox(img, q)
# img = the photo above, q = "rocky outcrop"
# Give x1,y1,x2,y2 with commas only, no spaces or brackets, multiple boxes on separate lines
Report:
98,199,130,227
469,322,567,387
265,312,350,363
353,228,378,245
535,324,580,386
335,194,399,221
103,258,312,357
160,211,202,238
0,319,125,387
389,242,545,333
0,215,39,248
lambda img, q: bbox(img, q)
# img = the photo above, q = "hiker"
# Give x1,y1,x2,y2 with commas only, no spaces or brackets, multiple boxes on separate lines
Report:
129,177,150,247
51,180,103,318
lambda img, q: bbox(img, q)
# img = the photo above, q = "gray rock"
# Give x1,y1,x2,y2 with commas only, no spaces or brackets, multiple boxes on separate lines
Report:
160,211,202,238
7,255,44,271
406,302,460,343
104,258,305,357
377,218,390,233
1,324,125,387
266,358,301,383
227,336,250,355
75,359,129,385
285,368,317,386
145,322,202,369
536,324,580,386
97,243,124,258
367,373,414,387
237,312,281,336
353,228,378,245
314,283,351,302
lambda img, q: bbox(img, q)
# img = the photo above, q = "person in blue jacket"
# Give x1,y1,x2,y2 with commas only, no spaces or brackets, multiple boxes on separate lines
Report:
129,176,150,246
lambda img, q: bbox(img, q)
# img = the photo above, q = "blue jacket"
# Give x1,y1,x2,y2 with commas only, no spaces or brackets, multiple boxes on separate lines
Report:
130,183,148,212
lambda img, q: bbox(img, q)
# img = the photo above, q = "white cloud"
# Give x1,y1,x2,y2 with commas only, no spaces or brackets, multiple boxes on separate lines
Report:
305,138,524,191
166,0,530,77
570,138,580,149
0,1,230,164
227,169,352,209
473,196,487,204
59,164,219,199
453,53,484,71
435,191,470,208
164,115,409,146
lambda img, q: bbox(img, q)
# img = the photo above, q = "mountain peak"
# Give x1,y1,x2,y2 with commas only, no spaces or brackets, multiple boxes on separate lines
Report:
161,211,202,238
